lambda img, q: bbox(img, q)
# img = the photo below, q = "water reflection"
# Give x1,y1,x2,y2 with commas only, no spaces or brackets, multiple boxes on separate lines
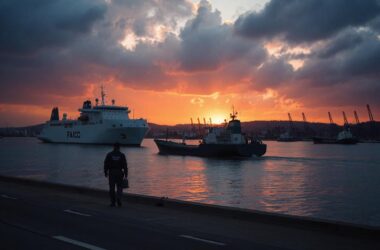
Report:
257,159,319,216
1,137,380,226
200,158,246,205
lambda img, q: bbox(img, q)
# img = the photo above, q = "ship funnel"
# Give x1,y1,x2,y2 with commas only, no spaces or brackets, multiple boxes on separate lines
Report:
50,107,59,121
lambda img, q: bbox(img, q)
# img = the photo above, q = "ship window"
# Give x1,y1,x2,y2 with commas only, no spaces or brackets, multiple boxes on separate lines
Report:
120,124,122,127
112,124,116,127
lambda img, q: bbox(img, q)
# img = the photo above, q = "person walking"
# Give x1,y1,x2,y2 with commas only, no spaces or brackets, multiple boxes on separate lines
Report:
104,143,128,207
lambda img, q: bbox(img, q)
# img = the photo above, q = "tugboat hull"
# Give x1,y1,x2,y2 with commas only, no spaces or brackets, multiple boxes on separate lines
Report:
154,139,267,157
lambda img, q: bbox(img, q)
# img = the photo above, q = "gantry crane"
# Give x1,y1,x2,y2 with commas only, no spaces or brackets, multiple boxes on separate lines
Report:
328,112,334,124
354,111,360,124
342,111,349,126
367,104,375,122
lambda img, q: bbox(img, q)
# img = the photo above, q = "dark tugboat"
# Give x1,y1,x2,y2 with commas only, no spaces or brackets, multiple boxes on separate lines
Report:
313,128,358,144
154,109,267,158
313,112,358,145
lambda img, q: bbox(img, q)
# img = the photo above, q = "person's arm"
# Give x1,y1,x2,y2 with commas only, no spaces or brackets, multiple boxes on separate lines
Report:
122,154,128,178
104,153,110,177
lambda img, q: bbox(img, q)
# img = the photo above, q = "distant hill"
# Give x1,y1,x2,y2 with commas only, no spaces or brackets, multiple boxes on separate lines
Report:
1,121,379,140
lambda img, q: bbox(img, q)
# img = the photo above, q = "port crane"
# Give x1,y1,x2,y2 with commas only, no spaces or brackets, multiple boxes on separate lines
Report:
353,111,360,124
197,118,202,136
302,112,314,137
287,113,295,136
367,104,375,122
302,112,307,123
288,113,293,123
328,112,334,124
342,111,349,126
190,118,197,133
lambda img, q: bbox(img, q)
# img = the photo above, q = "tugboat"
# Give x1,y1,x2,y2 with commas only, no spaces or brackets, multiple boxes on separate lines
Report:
313,128,358,144
154,109,266,157
38,86,149,145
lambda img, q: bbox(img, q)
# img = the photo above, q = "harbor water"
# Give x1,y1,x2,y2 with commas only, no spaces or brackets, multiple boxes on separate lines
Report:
1,137,379,227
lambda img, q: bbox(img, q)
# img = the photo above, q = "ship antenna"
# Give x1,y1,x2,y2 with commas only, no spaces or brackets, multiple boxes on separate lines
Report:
230,106,237,120
101,85,106,105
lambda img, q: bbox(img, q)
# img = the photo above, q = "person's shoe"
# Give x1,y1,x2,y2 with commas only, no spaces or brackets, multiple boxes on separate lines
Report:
117,199,122,207
110,203,115,207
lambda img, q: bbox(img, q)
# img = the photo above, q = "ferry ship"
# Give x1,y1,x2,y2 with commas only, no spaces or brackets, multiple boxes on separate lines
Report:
154,109,266,157
38,87,149,146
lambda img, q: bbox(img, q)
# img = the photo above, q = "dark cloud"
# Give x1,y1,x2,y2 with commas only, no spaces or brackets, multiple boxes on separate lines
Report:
298,29,380,85
317,29,364,59
233,0,380,108
287,79,380,108
287,28,380,108
0,0,193,105
111,0,193,38
0,0,107,54
370,16,380,32
253,57,294,89
234,0,380,43
179,1,267,72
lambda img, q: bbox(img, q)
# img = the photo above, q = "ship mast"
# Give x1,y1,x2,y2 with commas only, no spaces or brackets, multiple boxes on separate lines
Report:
230,106,238,120
101,85,106,105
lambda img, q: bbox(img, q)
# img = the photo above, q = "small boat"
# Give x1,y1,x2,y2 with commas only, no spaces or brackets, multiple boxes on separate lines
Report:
277,132,299,142
313,128,358,144
154,110,266,158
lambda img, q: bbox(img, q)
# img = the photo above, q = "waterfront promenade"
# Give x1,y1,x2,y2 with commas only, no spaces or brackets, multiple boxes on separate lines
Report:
0,176,379,250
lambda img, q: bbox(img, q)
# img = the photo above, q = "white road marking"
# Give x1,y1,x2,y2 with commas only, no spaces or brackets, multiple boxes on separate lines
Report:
1,194,17,200
53,236,106,250
180,235,226,246
64,209,91,217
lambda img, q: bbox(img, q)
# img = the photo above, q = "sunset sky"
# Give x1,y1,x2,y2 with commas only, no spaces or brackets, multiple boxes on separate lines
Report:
1,0,380,126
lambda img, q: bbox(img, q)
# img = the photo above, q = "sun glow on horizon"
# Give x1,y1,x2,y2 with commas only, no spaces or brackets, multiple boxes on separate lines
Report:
210,114,228,125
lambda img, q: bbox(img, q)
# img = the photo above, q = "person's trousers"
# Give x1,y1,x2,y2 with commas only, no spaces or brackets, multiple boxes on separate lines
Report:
108,174,123,204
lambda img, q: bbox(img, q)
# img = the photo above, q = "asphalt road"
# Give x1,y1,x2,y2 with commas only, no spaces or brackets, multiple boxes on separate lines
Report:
0,181,379,250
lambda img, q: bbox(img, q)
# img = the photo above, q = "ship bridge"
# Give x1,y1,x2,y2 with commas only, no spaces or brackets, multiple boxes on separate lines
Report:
227,120,242,134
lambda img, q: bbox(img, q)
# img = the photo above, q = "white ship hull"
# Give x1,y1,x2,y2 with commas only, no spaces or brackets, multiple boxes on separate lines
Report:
38,122,148,146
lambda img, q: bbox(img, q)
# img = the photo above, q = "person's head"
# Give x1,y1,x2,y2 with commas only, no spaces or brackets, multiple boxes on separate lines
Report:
113,142,120,151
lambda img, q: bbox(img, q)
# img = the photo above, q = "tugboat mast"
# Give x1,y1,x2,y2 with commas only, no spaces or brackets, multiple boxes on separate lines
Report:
230,106,238,120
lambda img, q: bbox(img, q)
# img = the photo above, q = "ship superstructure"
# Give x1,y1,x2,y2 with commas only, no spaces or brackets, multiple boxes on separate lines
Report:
38,87,149,145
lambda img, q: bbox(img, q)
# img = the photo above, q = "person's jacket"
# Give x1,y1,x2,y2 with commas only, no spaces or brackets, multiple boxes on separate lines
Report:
104,150,128,177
